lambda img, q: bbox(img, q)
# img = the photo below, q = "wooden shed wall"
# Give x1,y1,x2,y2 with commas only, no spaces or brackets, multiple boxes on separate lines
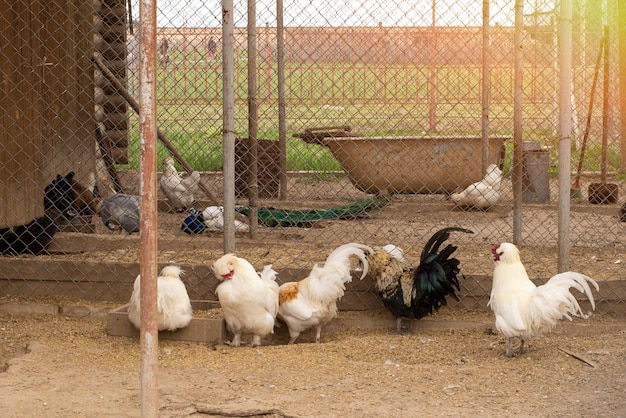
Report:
40,0,95,183
0,0,95,228
1,1,45,226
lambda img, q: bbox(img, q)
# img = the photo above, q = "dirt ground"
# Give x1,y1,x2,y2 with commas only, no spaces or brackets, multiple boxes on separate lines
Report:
0,303,625,417
1,173,625,416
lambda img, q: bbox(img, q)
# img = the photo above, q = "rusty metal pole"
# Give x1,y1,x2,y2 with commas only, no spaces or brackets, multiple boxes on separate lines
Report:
222,0,236,253
557,0,572,272
139,0,159,415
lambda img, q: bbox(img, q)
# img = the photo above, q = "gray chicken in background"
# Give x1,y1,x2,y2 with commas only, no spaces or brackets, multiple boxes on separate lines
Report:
98,193,140,233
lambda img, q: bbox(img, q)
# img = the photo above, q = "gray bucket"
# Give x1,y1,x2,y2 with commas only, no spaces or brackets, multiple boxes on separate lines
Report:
522,143,550,204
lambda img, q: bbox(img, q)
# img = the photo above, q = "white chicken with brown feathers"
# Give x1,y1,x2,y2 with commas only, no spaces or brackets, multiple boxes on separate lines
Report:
127,265,193,332
159,156,201,212
277,243,372,344
213,254,279,347
450,163,502,210
488,242,599,357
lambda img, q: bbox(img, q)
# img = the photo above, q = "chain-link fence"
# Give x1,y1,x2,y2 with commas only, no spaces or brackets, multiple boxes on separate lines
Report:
1,0,624,313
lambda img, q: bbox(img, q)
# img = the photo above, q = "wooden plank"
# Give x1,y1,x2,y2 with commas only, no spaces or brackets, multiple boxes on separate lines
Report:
0,257,623,314
0,301,59,316
461,274,626,301
107,302,227,344
0,280,132,303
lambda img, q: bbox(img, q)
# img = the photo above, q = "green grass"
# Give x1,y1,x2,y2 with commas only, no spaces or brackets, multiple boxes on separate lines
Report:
119,61,623,176
125,123,342,172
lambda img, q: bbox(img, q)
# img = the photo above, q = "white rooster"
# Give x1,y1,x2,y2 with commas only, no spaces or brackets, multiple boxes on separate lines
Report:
127,265,193,332
488,242,599,357
450,163,502,210
277,243,372,344
213,255,279,347
159,156,201,212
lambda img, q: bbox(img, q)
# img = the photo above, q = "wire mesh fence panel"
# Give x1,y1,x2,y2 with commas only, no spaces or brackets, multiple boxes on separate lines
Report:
0,0,623,313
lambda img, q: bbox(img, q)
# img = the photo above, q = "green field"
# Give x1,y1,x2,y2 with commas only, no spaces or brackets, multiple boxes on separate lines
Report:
121,59,622,177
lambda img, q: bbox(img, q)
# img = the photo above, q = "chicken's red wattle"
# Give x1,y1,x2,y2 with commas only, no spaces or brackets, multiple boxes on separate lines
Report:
491,243,501,262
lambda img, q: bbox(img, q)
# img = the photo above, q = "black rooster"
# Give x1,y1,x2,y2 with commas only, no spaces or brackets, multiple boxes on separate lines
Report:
0,172,98,256
365,227,474,332
0,215,57,255
44,171,99,221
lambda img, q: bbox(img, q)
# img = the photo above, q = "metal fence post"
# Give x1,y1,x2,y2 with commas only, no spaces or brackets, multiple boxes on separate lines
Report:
557,0,573,272
138,0,159,415
222,0,236,254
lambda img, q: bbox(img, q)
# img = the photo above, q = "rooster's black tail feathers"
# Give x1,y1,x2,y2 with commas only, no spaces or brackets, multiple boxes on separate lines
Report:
413,227,473,312
419,226,473,263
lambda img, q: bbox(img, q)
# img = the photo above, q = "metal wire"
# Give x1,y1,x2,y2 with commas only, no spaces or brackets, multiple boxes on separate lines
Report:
0,0,623,312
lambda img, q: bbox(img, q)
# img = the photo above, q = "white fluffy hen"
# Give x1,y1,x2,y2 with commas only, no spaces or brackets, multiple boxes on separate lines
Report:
127,265,193,332
277,243,372,344
450,163,502,210
159,156,200,211
202,206,250,232
488,242,599,357
213,254,279,347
